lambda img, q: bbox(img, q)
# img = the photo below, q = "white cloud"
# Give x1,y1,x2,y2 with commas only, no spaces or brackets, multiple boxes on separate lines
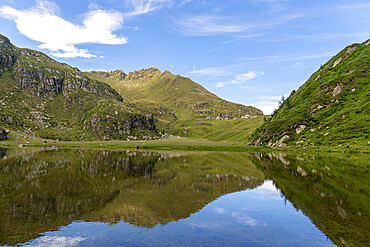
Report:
31,236,87,247
250,95,286,115
231,212,259,226
189,66,232,77
0,0,127,58
215,82,226,88
257,180,279,192
216,71,264,88
179,0,193,7
233,72,264,84
124,0,172,17
174,15,248,36
215,207,225,214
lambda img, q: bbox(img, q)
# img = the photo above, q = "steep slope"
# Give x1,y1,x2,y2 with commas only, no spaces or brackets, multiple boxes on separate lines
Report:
252,39,370,147
0,34,158,140
86,68,263,140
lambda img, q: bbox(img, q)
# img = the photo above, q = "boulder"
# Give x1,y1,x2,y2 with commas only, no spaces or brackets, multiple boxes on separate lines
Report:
272,135,290,147
0,127,7,141
296,125,306,134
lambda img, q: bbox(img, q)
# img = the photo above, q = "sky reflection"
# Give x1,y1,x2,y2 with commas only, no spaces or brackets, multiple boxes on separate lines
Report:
25,180,333,247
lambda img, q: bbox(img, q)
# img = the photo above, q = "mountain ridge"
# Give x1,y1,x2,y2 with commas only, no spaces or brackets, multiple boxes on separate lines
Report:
86,67,264,140
0,34,263,142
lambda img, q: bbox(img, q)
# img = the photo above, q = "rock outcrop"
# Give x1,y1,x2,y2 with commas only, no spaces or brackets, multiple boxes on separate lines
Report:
83,113,157,140
0,127,7,141
0,34,159,140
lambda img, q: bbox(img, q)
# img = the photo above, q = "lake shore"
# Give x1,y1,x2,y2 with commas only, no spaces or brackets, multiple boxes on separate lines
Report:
0,137,369,153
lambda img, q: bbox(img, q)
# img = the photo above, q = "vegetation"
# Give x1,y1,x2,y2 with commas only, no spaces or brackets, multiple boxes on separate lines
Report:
0,148,264,245
251,152,370,246
0,34,158,141
86,68,263,140
252,39,370,148
0,33,263,142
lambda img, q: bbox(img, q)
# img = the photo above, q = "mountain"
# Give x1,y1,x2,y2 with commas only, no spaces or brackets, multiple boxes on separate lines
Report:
0,34,263,142
85,68,263,140
0,34,159,141
252,39,370,147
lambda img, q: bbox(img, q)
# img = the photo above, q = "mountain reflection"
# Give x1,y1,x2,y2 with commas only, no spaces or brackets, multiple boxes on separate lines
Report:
250,152,370,247
0,149,264,245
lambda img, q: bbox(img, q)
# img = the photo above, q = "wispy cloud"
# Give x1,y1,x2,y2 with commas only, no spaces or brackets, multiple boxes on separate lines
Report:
124,0,171,17
259,32,370,43
0,0,127,58
174,15,249,36
216,71,264,88
253,0,290,12
240,52,333,62
179,0,193,7
173,12,302,36
189,65,234,77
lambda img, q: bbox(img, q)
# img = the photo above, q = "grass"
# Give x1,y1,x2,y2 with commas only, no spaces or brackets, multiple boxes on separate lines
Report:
1,133,369,153
1,34,264,143
252,39,370,148
86,68,264,140
0,37,158,141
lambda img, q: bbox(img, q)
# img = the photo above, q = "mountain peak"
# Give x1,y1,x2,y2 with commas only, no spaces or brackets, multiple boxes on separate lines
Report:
0,34,12,48
125,67,161,82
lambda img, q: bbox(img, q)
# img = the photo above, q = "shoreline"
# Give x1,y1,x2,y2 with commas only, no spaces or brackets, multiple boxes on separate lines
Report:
0,138,369,154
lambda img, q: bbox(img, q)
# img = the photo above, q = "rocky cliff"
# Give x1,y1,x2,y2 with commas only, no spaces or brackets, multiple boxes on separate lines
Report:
0,34,158,140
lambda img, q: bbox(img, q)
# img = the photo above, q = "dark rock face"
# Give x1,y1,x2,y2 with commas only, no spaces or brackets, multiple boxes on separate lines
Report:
12,60,122,100
83,113,157,140
0,127,7,141
0,148,6,159
0,35,122,101
0,40,15,75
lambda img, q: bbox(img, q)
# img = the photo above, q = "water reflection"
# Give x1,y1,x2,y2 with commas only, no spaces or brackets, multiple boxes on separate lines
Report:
0,148,6,160
250,152,370,246
0,149,368,246
0,149,264,245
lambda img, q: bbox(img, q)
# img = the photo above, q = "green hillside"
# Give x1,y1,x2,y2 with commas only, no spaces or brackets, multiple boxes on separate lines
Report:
0,33,263,142
252,39,370,148
0,34,158,141
86,68,263,141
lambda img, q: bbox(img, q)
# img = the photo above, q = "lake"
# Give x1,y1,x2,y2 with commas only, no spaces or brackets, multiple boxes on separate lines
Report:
0,148,368,246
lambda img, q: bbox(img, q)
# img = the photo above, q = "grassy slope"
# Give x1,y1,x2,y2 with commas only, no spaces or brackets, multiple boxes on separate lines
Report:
0,35,158,140
86,69,263,141
252,39,370,147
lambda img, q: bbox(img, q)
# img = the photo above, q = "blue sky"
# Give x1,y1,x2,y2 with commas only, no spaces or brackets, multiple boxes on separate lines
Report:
1,0,369,114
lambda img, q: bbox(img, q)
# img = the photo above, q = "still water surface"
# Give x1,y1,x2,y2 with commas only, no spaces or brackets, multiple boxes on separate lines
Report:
0,148,368,246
